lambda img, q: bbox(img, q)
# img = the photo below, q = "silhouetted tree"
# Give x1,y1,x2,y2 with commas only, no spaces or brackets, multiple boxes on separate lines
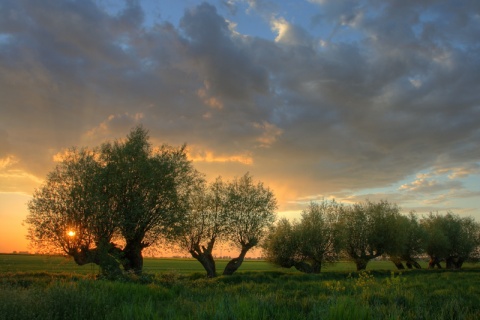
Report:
26,126,195,276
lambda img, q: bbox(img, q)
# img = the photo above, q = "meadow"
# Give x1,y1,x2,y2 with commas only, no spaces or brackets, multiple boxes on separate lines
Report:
1,254,479,319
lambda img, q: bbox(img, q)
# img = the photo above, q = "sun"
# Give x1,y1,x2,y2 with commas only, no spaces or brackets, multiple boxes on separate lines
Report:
67,230,76,237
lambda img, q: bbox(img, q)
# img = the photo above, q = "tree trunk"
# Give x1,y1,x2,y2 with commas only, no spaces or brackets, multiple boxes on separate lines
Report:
406,259,422,269
312,260,322,273
294,260,322,273
454,257,465,269
294,261,314,273
390,257,405,270
71,244,122,278
291,261,321,273
446,256,464,269
354,258,369,271
223,245,253,276
122,242,144,275
446,257,454,269
191,251,216,278
189,239,217,278
428,256,442,269
97,241,123,278
71,246,99,266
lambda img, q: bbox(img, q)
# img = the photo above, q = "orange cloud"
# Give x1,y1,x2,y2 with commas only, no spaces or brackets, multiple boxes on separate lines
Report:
187,148,253,165
197,88,224,110
0,155,18,169
84,113,145,140
253,121,283,148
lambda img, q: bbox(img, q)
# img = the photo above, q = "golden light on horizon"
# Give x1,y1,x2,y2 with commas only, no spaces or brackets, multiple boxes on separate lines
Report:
67,230,76,237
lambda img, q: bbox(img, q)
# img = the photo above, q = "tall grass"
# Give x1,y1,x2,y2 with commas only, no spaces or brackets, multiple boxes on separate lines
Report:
1,269,480,319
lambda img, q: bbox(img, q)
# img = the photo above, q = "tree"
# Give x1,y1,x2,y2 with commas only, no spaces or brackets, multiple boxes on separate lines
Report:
176,173,276,277
263,200,341,273
339,200,401,271
263,218,299,270
99,127,194,274
388,212,426,270
422,212,480,269
177,177,229,278
26,147,123,277
26,126,195,276
222,173,277,275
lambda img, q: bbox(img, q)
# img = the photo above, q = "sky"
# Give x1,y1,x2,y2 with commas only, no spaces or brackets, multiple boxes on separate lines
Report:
1,0,479,253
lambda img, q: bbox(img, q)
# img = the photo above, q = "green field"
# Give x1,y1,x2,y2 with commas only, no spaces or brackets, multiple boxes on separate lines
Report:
1,254,480,319
0,253,434,274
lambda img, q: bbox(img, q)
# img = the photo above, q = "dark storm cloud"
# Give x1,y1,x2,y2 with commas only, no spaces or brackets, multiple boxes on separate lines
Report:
255,0,480,194
179,3,269,99
0,0,479,209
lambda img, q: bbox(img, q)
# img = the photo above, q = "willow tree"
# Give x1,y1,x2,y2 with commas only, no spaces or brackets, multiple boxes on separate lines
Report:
422,212,480,269
223,173,277,275
263,200,341,273
176,177,229,278
263,218,299,270
339,200,401,271
388,212,426,270
99,127,195,274
26,147,122,277
176,173,276,277
26,126,195,276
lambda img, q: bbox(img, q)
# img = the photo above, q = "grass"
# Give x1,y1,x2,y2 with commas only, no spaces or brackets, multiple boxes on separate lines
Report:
0,253,438,275
1,254,480,319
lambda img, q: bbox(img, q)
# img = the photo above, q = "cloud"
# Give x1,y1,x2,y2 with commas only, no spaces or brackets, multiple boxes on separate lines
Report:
399,178,463,193
433,164,480,179
187,147,253,165
0,155,18,170
253,121,283,148
270,17,312,46
179,2,269,100
0,0,479,221
84,113,145,143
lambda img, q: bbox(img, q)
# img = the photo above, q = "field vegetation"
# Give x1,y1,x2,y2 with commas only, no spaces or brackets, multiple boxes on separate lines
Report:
1,255,480,319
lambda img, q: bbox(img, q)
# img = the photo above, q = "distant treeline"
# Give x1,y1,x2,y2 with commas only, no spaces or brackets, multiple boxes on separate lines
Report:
263,199,479,273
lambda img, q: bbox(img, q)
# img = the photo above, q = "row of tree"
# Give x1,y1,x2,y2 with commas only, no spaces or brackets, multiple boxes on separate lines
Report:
26,127,276,278
26,126,479,278
263,200,480,273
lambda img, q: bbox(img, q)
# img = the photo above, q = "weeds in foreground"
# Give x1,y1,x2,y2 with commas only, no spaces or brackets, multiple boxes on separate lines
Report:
1,270,480,319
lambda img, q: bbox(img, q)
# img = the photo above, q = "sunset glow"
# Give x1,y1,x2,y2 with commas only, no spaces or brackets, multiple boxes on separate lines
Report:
0,0,479,254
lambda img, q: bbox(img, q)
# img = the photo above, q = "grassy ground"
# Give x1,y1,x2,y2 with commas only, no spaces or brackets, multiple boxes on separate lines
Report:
1,269,480,319
0,253,434,274
1,254,479,319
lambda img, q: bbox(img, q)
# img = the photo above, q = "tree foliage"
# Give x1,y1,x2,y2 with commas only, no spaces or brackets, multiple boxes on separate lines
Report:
177,173,276,277
388,212,426,269
26,126,195,276
177,177,229,277
338,200,402,271
222,173,277,275
422,212,480,269
263,200,341,273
